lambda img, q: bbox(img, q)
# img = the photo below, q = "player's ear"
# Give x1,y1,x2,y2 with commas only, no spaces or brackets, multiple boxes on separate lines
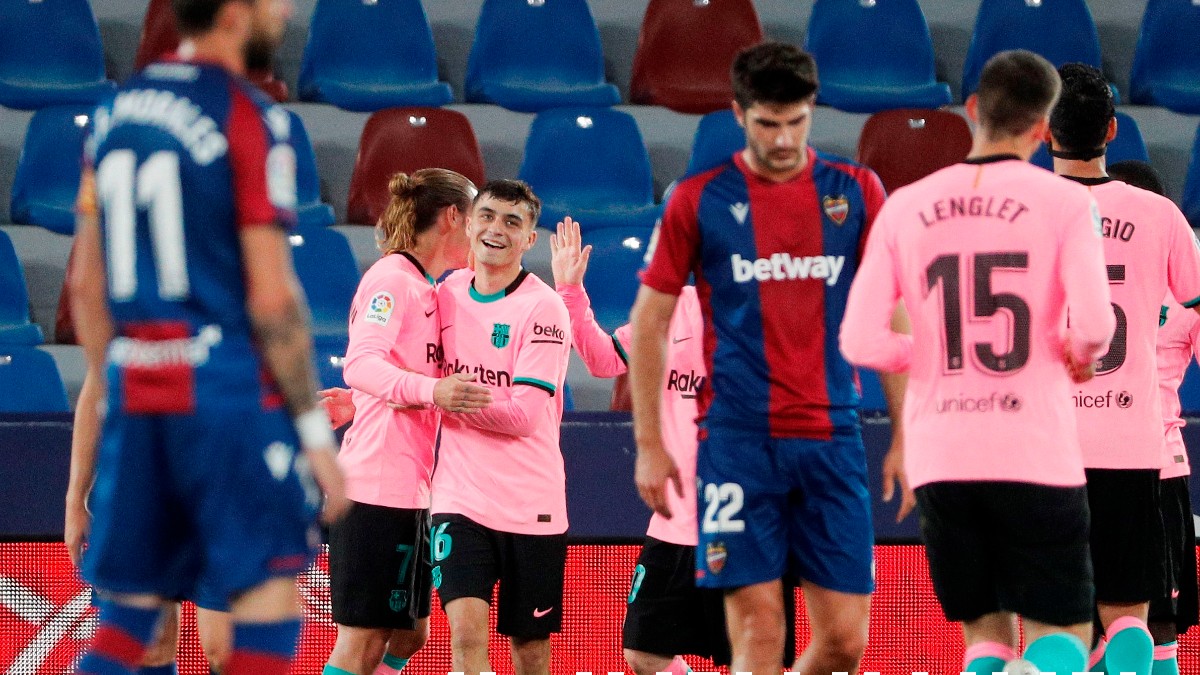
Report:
524,225,538,252
215,0,253,36
964,94,979,124
732,100,746,128
1105,116,1118,144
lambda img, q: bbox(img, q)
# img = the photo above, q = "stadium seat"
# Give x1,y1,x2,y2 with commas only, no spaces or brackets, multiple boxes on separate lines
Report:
518,108,659,232
0,0,115,110
629,0,762,114
0,231,44,346
1130,0,1200,113
1030,111,1150,171
465,0,620,113
581,227,655,333
313,334,348,390
298,0,452,112
856,109,972,194
961,0,1104,101
805,0,951,113
0,348,68,413
286,111,336,229
10,105,93,235
1183,122,1200,228
289,225,359,339
346,108,486,226
683,109,745,179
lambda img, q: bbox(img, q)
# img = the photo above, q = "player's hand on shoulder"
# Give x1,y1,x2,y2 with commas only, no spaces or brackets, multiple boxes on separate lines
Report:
549,217,592,288
433,372,493,414
634,440,683,519
64,498,90,568
318,387,356,429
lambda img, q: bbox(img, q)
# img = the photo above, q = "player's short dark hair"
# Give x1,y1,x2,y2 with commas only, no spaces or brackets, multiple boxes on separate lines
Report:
173,0,250,36
475,179,541,225
1049,63,1115,155
1108,160,1166,196
975,50,1061,141
731,41,819,109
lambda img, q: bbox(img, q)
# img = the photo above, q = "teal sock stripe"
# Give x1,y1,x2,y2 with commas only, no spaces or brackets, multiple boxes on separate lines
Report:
382,653,410,669
322,666,357,675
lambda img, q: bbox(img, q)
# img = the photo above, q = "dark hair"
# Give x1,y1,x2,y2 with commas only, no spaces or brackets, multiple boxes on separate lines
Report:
731,41,819,109
1049,63,1115,155
975,50,1061,141
377,169,476,254
474,179,541,225
173,0,250,35
1108,160,1166,196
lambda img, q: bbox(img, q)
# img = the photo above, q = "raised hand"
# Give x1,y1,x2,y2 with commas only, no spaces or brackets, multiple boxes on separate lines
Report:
549,217,592,288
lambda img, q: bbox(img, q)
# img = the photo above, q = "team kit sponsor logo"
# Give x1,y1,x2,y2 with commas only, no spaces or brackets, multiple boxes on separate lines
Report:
1074,389,1134,409
442,358,512,388
730,253,846,286
666,369,705,399
935,392,1022,414
364,291,395,326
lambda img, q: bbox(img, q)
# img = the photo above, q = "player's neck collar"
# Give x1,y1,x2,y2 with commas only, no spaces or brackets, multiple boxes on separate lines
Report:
1062,175,1114,186
399,252,436,286
962,154,1021,165
470,269,530,303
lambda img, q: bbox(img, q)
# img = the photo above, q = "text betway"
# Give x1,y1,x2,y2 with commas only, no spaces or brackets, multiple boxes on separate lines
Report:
730,253,845,286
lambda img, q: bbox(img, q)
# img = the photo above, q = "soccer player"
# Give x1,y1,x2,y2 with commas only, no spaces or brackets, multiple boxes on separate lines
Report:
323,170,492,675
430,180,572,675
840,50,1115,675
70,1,348,673
1046,63,1200,675
630,41,905,675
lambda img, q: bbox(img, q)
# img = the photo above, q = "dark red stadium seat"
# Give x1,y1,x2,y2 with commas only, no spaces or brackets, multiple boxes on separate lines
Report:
629,0,762,114
346,107,486,226
856,109,972,195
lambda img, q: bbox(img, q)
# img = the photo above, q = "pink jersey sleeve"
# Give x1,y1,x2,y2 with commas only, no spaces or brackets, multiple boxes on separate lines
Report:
641,175,706,296
558,283,627,378
1165,202,1200,307
446,384,549,438
840,202,914,373
1060,196,1116,364
343,268,438,407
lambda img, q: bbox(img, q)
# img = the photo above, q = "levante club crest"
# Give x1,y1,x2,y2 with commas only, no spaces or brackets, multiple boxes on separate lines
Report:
706,541,727,575
823,195,849,225
491,323,511,348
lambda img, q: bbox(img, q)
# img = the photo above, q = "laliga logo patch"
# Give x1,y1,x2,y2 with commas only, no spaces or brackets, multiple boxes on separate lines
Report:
365,291,395,326
823,195,849,225
706,541,727,574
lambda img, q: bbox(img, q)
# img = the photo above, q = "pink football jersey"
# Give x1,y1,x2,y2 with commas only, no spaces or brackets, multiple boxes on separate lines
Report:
841,158,1114,488
1157,295,1200,479
340,253,442,509
560,283,706,546
432,270,572,535
1071,179,1200,469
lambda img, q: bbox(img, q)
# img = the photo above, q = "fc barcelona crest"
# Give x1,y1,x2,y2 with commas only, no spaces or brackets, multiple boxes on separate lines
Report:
491,323,511,349
823,195,850,225
706,541,727,575
389,589,409,612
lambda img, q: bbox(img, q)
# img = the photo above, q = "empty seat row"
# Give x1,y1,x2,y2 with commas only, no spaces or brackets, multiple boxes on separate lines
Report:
6,0,1200,115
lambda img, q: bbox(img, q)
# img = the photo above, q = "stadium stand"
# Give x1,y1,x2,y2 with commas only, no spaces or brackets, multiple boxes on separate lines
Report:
518,107,659,232
855,108,972,194
629,0,763,114
287,110,337,229
1184,122,1200,228
288,224,358,340
0,0,115,110
1030,109,1150,171
298,0,452,111
465,0,621,112
0,230,44,346
1129,0,1200,114
805,0,951,113
0,347,68,413
683,109,745,179
346,107,486,226
9,105,92,236
579,226,655,333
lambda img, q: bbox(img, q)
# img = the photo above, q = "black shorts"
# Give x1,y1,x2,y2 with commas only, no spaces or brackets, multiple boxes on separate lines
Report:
1086,468,1169,604
916,481,1093,626
328,501,432,629
621,537,797,666
1149,476,1198,633
430,513,566,640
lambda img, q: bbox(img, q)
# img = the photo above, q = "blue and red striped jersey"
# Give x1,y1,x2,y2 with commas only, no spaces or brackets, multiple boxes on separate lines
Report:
643,148,885,438
88,59,298,415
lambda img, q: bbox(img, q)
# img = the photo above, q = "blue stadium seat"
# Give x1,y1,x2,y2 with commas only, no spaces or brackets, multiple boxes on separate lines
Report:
0,0,115,110
683,110,745,179
298,0,452,112
465,0,620,113
805,0,951,113
1183,122,1200,228
289,225,359,339
581,227,656,333
961,0,1104,101
10,105,94,235
313,334,348,390
0,348,67,412
1031,110,1150,171
1130,0,1200,113
0,231,45,346
286,111,335,228
518,108,658,232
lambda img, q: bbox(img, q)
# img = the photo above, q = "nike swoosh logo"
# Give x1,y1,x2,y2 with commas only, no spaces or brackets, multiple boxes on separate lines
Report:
425,308,436,317
440,325,453,333
533,606,553,618
672,336,691,344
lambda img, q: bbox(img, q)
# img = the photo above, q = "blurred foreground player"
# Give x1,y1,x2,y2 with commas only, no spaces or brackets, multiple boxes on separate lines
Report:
70,0,347,673
841,50,1115,675
1047,63,1200,675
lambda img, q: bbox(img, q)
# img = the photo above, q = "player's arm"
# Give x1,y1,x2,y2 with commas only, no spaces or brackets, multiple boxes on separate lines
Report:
839,207,913,373
1161,201,1200,316
630,286,682,518
1059,194,1115,379
550,217,627,378
877,304,915,521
